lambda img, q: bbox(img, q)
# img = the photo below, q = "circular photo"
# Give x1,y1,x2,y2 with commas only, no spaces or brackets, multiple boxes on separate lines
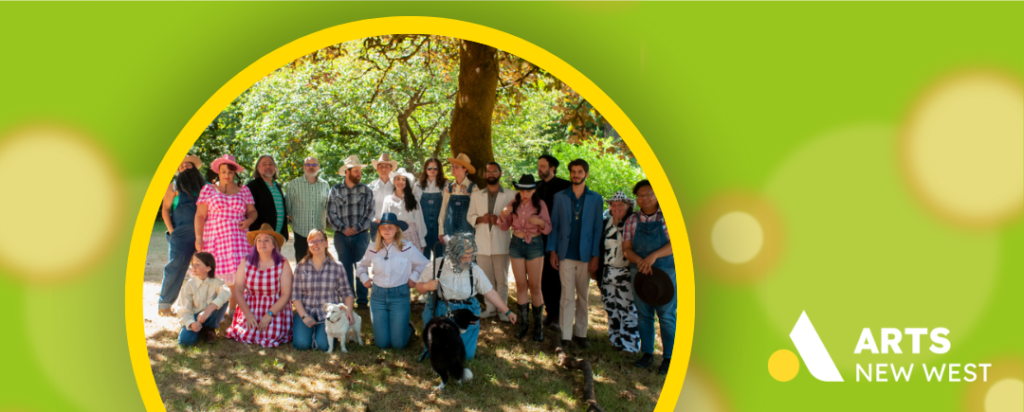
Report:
142,33,678,411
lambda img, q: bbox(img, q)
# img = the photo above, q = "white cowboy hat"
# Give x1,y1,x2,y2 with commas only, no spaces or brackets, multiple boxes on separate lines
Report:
390,167,417,185
338,155,369,175
371,153,400,170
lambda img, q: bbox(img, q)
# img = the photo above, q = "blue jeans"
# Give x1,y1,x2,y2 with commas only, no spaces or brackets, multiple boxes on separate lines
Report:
292,312,329,351
178,303,228,346
632,267,677,359
335,230,370,306
421,295,482,360
160,231,195,310
370,284,413,349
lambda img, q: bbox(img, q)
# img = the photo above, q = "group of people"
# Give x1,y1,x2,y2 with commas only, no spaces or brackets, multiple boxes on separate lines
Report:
156,150,677,375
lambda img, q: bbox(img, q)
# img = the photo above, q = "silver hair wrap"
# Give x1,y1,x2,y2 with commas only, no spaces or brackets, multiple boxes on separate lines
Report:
445,232,477,272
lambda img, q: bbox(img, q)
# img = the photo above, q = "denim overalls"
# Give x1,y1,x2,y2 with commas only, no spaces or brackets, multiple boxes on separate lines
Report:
159,188,198,310
420,190,443,259
443,181,475,236
630,218,677,359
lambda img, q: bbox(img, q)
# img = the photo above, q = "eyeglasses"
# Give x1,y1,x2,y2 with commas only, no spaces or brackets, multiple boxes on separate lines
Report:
309,239,326,245
304,163,319,167
426,167,438,171
636,193,656,199
485,171,501,176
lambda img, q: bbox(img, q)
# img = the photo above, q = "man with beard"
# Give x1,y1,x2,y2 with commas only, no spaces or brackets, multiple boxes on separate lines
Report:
246,154,290,243
535,154,571,329
466,162,516,322
327,155,375,309
158,155,205,316
546,159,604,349
285,156,330,260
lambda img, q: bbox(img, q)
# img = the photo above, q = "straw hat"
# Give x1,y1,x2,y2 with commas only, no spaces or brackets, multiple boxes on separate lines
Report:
377,212,409,231
447,153,476,174
605,190,635,207
633,266,675,306
338,155,369,175
513,174,538,190
210,154,245,174
247,223,286,248
372,153,399,170
183,155,203,170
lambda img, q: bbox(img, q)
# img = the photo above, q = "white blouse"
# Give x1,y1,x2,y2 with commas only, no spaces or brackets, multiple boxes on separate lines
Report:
423,258,493,301
420,179,442,194
356,240,429,288
382,194,427,249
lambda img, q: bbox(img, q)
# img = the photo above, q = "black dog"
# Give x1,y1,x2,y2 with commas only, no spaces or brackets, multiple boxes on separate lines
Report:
424,308,479,390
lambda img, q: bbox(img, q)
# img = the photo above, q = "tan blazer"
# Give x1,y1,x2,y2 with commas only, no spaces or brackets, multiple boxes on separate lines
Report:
466,186,516,256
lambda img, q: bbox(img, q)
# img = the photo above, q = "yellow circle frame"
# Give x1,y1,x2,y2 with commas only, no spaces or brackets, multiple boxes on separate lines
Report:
125,16,694,412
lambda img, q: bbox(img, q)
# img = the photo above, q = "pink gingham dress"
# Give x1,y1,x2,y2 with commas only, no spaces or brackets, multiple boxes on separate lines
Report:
226,260,293,347
197,184,254,284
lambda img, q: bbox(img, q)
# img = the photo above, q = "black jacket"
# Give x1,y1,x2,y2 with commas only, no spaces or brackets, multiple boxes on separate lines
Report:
537,176,571,213
246,178,290,240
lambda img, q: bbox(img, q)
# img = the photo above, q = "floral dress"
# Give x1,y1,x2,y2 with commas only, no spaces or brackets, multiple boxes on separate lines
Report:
227,260,293,347
197,184,254,284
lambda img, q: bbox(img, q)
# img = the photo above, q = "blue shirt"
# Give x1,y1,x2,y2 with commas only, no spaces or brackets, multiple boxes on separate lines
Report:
565,190,585,261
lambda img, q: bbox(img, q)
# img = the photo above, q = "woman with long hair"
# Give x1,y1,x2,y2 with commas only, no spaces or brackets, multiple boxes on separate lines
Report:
290,228,355,351
383,168,427,252
498,174,551,341
226,224,294,347
194,154,258,325
355,213,428,349
417,157,447,259
158,155,206,316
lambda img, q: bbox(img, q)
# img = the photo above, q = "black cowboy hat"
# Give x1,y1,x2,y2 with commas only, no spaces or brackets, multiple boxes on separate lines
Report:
633,266,674,306
513,174,538,190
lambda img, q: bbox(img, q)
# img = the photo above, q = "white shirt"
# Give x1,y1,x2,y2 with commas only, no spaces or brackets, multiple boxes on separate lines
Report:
466,186,516,255
420,179,442,194
367,178,394,221
382,194,428,249
424,258,492,300
356,240,429,288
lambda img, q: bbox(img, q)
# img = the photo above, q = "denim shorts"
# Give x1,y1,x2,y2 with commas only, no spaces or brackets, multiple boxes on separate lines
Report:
509,236,545,260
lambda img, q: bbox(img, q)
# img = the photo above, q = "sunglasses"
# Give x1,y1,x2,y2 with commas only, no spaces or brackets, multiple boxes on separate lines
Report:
304,163,319,167
427,167,438,171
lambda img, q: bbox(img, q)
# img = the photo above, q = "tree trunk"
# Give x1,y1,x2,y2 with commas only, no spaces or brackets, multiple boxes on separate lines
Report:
448,41,498,188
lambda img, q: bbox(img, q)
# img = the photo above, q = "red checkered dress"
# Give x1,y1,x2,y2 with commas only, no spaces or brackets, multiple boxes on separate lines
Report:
226,261,293,347
197,184,255,284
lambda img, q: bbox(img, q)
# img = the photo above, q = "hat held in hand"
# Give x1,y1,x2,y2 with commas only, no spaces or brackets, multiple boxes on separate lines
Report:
633,266,674,306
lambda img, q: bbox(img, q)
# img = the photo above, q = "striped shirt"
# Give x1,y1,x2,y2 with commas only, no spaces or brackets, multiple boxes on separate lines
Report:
623,207,669,243
326,182,373,233
267,181,285,233
291,258,354,320
285,176,331,236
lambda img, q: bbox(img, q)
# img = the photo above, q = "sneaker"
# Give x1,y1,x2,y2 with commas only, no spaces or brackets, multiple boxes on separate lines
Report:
635,353,654,368
658,358,671,375
479,307,497,319
573,336,591,349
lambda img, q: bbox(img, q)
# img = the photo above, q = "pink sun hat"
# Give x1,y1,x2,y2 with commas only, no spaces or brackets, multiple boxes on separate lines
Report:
210,154,246,174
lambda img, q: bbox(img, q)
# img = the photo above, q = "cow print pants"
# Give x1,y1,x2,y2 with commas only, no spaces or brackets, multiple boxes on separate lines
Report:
600,266,640,353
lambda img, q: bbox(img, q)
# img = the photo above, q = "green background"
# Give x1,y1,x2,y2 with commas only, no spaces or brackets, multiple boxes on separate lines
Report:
0,2,1020,411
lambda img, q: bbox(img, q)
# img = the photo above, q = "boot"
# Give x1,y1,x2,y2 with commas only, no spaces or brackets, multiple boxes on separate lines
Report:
531,304,545,342
515,303,530,339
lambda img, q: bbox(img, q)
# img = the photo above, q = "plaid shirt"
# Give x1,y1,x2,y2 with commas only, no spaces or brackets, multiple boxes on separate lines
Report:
291,258,354,320
623,207,669,243
285,176,331,237
326,182,373,233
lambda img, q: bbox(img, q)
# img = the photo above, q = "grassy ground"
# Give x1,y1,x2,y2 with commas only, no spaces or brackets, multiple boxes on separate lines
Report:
144,222,666,411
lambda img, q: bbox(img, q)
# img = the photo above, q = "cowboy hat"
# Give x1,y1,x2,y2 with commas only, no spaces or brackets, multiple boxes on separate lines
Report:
210,154,245,174
371,153,400,170
338,155,369,175
183,155,203,170
447,153,476,174
389,167,417,185
377,212,409,231
513,174,538,190
247,223,286,248
633,266,675,306
605,190,636,207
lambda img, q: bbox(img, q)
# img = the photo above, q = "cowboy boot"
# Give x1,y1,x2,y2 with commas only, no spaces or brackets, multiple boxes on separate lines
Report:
531,304,545,342
515,303,530,339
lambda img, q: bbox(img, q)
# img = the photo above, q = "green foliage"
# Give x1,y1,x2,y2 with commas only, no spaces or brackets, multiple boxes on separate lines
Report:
550,138,646,201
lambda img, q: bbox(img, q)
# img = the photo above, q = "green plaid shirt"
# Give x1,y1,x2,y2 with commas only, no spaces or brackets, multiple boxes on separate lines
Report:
285,176,331,237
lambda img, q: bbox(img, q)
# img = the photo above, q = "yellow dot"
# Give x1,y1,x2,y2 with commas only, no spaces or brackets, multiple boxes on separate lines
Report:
768,349,799,382
903,71,1023,229
0,124,121,281
985,378,1023,412
711,211,764,264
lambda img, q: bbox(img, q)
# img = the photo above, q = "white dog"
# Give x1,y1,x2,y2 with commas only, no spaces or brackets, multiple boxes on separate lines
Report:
323,302,362,353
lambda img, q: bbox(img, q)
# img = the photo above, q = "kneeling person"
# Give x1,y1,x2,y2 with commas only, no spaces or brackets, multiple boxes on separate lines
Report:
417,232,517,360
